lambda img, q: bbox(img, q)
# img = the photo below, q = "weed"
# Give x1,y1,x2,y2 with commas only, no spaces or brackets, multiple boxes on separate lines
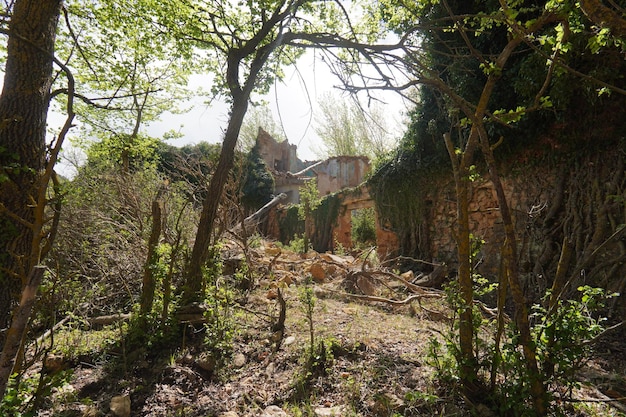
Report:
0,369,72,416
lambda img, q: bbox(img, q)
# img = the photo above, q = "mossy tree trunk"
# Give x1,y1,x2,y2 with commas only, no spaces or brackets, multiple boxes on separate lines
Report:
0,0,63,399
139,189,164,323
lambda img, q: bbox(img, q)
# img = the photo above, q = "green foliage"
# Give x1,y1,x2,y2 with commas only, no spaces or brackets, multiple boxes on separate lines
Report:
297,180,322,221
351,208,376,248
313,92,396,159
278,205,305,246
299,179,322,253
531,286,616,388
368,160,441,259
285,234,306,254
373,0,626,220
299,276,316,353
81,133,162,172
431,276,617,415
310,193,341,253
59,0,193,140
240,144,274,212
293,336,336,401
202,246,237,362
0,370,73,416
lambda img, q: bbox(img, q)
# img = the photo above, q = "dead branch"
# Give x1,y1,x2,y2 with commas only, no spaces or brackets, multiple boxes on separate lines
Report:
34,316,70,347
334,292,441,305
88,313,131,327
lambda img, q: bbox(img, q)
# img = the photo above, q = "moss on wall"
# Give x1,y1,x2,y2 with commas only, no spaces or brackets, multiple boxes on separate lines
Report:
310,193,341,252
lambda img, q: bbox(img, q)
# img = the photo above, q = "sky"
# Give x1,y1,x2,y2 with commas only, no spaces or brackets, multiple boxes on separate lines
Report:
144,50,410,162
52,49,411,176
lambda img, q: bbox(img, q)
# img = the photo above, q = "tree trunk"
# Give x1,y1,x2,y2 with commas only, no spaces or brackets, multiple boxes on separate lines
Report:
444,132,479,394
139,191,164,320
579,0,626,37
477,126,548,415
183,94,249,303
0,0,62,398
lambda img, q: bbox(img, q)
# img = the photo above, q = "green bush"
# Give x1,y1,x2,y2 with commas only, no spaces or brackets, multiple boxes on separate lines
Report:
351,208,376,248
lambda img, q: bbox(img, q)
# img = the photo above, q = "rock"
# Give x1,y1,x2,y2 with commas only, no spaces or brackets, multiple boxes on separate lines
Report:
196,353,216,372
356,276,377,296
400,270,414,281
260,405,288,417
223,257,244,275
43,354,65,373
233,353,246,368
265,362,276,376
309,262,326,282
321,253,353,264
475,403,497,417
81,404,99,417
177,302,208,315
314,406,344,416
265,245,281,256
110,394,131,417
218,412,239,417
284,335,296,346
313,286,329,298
176,302,208,323
279,274,294,286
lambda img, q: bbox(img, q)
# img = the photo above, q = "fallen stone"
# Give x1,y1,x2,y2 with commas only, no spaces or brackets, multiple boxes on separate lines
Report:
309,262,326,282
400,270,414,281
218,412,239,417
233,353,246,368
110,394,131,417
284,335,296,346
313,286,329,299
321,253,354,264
265,362,276,376
196,353,216,372
265,246,281,256
279,274,294,286
356,276,377,295
43,354,65,373
260,405,288,417
314,406,344,417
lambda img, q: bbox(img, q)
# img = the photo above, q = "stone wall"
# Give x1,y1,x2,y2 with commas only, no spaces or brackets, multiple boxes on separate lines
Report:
310,156,370,196
256,127,300,172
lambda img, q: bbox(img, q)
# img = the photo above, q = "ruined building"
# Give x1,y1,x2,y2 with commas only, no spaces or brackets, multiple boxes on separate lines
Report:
255,128,370,203
253,128,396,256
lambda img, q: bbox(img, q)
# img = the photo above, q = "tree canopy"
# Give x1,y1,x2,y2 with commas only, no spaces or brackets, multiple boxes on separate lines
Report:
2,0,626,414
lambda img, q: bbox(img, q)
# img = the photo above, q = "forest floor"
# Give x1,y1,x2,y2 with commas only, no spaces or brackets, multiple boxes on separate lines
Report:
33,240,626,417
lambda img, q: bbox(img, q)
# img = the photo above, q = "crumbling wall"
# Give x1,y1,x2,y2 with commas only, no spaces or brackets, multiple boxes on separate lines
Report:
256,127,299,172
313,156,370,196
329,186,399,258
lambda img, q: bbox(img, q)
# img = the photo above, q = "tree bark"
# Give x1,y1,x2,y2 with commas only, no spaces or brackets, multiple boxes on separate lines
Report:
0,0,63,398
579,0,626,37
183,93,249,303
182,12,289,303
139,190,164,320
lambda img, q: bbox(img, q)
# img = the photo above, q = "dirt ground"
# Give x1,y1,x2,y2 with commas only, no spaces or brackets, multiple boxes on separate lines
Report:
33,242,626,417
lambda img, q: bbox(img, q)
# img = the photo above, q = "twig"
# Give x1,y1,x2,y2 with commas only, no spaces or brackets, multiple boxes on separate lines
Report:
34,316,70,347
334,291,441,305
583,321,626,345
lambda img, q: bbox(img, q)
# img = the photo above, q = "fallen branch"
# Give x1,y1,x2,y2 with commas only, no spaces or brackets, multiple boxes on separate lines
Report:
231,193,287,234
583,320,625,346
376,270,429,294
88,313,131,326
335,291,442,305
34,316,71,347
